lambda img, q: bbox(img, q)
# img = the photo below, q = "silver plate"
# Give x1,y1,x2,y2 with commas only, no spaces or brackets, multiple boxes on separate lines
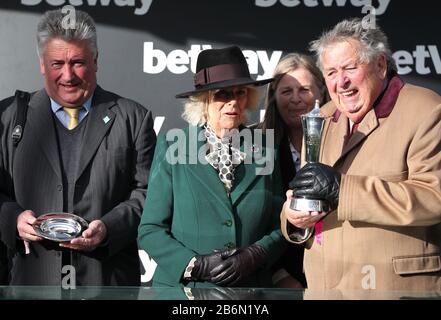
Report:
33,213,89,242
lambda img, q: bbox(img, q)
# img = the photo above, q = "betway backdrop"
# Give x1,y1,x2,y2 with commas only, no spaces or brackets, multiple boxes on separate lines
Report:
1,0,440,284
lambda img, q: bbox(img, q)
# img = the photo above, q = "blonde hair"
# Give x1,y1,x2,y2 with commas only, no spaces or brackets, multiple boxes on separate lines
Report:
182,86,263,126
260,53,328,144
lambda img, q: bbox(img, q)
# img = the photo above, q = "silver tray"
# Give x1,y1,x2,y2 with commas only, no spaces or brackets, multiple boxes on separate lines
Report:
33,213,89,242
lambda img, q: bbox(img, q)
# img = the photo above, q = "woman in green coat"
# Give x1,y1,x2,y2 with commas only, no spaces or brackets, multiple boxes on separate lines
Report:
138,46,286,288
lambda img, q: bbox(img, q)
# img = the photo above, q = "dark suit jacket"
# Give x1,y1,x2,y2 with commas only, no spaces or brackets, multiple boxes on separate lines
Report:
0,86,156,285
138,126,286,287
275,135,306,287
279,135,296,191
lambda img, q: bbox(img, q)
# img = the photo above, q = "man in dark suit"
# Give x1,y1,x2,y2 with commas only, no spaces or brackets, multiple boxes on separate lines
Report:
0,9,156,285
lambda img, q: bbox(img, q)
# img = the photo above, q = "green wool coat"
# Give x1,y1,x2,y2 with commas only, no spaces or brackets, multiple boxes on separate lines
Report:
138,125,286,287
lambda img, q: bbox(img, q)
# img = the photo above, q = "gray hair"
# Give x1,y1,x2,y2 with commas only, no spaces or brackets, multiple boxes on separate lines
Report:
309,18,397,76
182,86,263,126
37,9,98,58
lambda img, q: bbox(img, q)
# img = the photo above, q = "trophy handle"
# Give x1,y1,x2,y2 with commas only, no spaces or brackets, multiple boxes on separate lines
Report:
287,226,314,244
288,197,330,244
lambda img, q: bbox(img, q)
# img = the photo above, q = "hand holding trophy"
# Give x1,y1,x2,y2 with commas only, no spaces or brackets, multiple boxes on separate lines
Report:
288,100,341,242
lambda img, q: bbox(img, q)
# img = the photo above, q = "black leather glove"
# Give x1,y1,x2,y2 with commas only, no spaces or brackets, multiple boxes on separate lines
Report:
289,162,341,209
190,249,237,282
209,244,267,287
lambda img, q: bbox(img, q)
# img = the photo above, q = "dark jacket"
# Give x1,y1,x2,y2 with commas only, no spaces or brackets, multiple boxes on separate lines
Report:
275,135,306,287
0,86,156,285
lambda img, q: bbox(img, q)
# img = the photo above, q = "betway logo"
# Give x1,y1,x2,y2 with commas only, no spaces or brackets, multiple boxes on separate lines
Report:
143,43,283,80
394,45,441,75
21,0,153,16
255,0,390,15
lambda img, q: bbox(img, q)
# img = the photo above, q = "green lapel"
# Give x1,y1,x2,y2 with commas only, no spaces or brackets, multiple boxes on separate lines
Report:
180,126,232,212
230,129,270,206
179,126,272,208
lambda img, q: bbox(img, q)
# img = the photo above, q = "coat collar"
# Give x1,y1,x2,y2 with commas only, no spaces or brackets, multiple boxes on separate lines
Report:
28,89,61,178
75,86,116,180
325,74,405,166
180,125,272,207
331,73,405,123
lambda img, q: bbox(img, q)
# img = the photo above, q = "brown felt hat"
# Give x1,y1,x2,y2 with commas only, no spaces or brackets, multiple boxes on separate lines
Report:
175,46,273,98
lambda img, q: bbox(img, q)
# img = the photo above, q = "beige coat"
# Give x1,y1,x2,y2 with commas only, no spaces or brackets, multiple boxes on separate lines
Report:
282,80,441,292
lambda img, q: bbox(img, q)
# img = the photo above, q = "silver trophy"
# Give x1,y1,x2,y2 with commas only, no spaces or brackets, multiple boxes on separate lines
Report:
288,100,327,243
290,100,329,212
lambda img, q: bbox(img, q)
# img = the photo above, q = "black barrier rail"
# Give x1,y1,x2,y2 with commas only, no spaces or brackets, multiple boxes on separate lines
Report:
1,285,440,300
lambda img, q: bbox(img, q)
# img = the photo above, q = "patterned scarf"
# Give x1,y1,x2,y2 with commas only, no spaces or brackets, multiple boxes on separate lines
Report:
204,124,246,193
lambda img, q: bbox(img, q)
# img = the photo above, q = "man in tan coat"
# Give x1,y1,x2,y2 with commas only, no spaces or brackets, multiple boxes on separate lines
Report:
281,18,441,293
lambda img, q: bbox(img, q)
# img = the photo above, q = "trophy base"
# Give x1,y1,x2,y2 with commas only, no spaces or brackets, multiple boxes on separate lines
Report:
290,197,330,212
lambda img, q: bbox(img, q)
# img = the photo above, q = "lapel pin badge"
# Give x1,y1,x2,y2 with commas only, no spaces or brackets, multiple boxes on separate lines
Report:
103,115,111,124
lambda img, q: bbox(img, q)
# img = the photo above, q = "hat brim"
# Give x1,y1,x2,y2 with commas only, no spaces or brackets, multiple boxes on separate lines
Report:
175,77,273,98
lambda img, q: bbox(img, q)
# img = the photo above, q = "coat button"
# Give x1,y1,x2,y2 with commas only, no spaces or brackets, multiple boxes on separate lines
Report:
57,185,62,191
224,220,233,227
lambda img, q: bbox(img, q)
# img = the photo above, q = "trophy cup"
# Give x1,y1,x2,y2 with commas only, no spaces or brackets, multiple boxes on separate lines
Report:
289,100,328,241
